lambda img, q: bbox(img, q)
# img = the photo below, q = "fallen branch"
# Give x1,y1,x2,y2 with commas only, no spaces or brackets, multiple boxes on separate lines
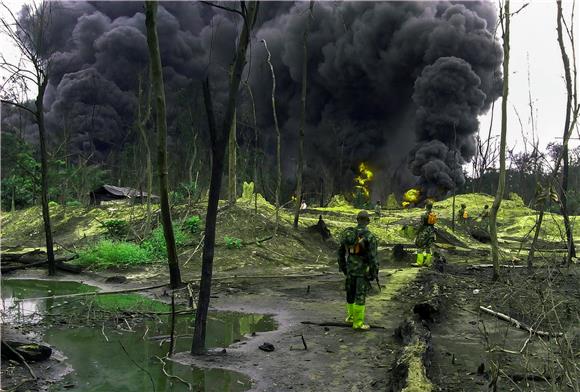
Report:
183,232,205,266
1,341,37,380
155,355,193,391
468,264,527,270
119,341,156,392
242,235,274,246
301,321,385,329
479,306,563,337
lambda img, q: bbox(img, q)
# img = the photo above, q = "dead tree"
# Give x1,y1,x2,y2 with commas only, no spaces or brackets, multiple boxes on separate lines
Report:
243,82,259,214
293,1,314,229
490,0,510,281
145,1,182,288
228,108,237,204
262,38,281,235
136,72,153,234
192,1,259,355
0,2,56,275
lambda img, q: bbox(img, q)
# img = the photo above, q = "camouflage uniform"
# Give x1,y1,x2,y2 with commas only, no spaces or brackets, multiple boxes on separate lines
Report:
338,211,379,330
458,204,468,224
374,202,382,221
415,205,436,266
479,207,490,228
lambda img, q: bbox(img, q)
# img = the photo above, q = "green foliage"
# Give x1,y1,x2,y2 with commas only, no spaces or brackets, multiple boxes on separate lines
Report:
48,201,59,207
100,219,129,239
171,181,199,204
327,194,352,208
77,240,152,268
508,192,525,207
182,215,202,234
66,200,82,207
386,193,400,209
1,133,40,210
351,189,371,209
142,225,187,259
224,235,242,249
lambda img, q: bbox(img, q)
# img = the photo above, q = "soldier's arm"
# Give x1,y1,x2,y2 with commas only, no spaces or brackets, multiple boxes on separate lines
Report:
337,242,347,274
368,234,379,278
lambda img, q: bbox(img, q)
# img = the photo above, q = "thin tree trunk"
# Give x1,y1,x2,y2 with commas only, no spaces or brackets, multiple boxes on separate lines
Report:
556,0,577,264
137,74,153,234
262,39,281,235
145,1,182,289
243,82,259,215
293,1,314,229
490,0,510,281
228,109,237,204
37,79,56,276
192,1,258,355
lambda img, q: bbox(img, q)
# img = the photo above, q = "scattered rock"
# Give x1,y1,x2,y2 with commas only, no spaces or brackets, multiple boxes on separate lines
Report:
258,342,275,352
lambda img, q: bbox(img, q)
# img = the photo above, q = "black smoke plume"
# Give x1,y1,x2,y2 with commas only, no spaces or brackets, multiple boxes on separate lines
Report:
3,1,503,200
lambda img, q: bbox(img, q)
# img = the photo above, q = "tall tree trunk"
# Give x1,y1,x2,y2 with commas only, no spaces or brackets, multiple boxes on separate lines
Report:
37,79,56,276
145,1,182,289
262,39,281,235
490,0,510,281
137,74,153,234
293,1,314,229
243,82,259,215
556,0,577,264
192,1,258,355
228,109,237,204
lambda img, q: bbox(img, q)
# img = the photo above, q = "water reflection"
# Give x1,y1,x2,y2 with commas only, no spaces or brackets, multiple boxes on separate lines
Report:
1,279,275,392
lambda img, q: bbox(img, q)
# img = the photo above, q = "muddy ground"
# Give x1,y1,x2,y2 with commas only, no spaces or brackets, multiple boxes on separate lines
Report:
2,199,579,391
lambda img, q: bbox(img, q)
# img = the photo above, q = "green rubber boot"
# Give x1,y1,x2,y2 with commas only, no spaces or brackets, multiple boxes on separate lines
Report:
345,303,354,323
352,304,370,330
425,253,433,267
416,252,424,266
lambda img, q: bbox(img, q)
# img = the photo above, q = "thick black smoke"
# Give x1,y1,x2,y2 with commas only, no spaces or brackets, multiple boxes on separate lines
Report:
4,1,502,199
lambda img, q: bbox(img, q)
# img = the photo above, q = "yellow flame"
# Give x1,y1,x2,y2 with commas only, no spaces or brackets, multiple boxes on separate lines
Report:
403,188,421,205
353,162,374,198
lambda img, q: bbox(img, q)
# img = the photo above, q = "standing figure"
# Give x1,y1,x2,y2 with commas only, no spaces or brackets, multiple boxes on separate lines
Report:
458,203,468,224
337,211,379,330
478,205,490,228
415,202,437,267
374,201,382,221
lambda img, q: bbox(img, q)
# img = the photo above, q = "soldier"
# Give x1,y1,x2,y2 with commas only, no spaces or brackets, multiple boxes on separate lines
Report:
415,202,437,267
374,201,382,221
458,203,468,224
337,210,379,330
479,205,490,227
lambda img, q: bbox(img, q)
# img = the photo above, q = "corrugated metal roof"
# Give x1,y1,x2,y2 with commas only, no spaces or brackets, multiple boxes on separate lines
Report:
97,185,158,198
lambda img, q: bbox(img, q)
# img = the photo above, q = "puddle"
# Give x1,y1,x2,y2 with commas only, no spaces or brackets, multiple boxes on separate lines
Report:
1,279,276,391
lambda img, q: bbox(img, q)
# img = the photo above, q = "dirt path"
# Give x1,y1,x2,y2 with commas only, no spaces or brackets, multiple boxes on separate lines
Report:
173,266,419,392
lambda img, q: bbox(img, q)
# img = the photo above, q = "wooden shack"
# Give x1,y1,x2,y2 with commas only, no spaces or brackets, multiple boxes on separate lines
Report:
89,185,159,205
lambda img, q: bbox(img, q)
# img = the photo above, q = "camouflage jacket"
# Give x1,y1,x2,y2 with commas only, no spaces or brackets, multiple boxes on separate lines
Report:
337,225,379,278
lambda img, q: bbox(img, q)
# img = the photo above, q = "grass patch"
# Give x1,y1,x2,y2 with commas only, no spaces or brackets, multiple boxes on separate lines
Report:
77,240,153,268
141,225,188,259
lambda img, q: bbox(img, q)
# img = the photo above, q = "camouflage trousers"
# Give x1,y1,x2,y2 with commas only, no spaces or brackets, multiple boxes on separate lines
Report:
345,275,370,305
415,226,436,250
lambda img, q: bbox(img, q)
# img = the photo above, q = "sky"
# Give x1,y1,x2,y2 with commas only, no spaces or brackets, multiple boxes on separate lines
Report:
1,0,579,155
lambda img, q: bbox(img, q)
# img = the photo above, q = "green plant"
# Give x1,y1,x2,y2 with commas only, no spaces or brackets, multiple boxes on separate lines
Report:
182,215,202,234
48,201,59,208
224,236,242,249
100,219,129,239
66,200,82,207
142,225,187,259
76,240,152,268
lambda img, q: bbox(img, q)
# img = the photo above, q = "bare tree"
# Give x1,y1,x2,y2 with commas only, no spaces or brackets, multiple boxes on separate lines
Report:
136,72,153,235
1,2,56,275
145,0,182,289
228,108,237,204
262,38,281,234
490,0,510,281
192,1,259,355
293,1,314,229
243,81,259,214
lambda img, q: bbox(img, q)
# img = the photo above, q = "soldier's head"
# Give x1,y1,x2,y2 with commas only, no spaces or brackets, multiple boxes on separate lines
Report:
484,205,489,209
425,202,433,211
356,210,371,226
461,203,466,208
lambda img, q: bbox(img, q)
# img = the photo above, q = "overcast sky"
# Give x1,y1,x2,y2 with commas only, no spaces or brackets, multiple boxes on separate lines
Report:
1,0,579,154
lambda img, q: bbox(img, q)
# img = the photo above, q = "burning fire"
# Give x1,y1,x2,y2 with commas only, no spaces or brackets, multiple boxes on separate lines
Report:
402,188,421,208
353,162,374,199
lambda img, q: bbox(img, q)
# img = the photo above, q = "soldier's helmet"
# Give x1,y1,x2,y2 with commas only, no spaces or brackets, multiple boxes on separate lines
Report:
357,210,371,223
461,203,466,208
425,202,433,210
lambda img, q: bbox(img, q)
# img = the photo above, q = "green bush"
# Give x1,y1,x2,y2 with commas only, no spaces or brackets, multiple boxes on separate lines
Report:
182,215,202,234
142,225,187,259
100,219,129,239
66,200,82,207
48,201,59,208
77,240,152,268
508,192,525,207
224,236,242,249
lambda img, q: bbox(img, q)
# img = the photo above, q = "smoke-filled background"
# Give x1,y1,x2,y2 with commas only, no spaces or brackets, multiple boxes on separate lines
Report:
1,1,503,202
